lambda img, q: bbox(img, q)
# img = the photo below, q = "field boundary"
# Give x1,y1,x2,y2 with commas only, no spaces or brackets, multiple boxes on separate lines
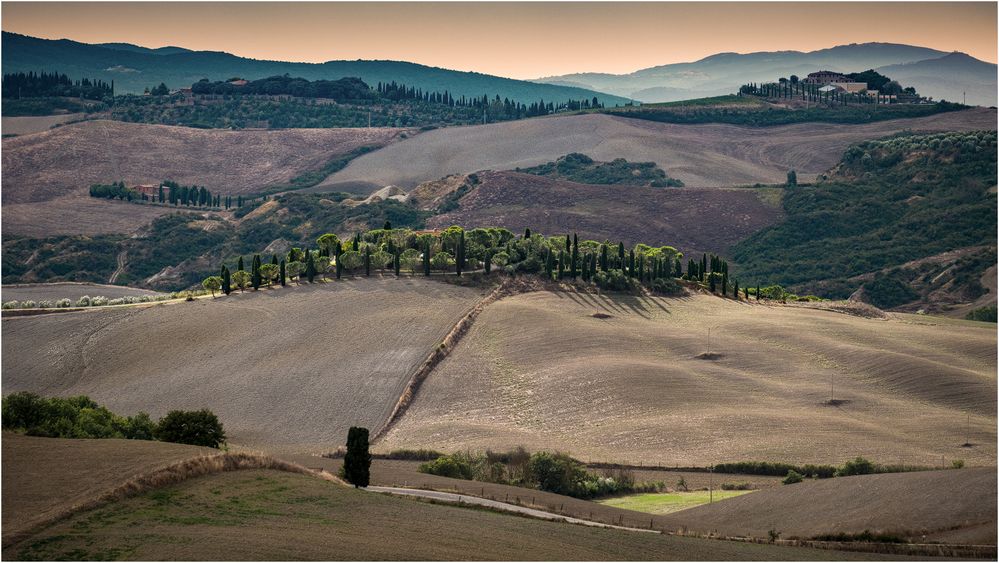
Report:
2,451,342,549
371,279,515,443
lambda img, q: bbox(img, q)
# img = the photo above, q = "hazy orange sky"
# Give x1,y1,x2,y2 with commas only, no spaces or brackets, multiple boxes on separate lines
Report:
3,2,996,78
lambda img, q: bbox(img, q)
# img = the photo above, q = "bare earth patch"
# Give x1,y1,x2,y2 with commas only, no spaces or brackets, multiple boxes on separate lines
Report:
320,109,996,192
1,278,484,455
379,291,997,466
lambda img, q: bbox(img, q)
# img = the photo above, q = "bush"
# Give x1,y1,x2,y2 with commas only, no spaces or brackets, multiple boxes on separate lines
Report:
650,277,683,295
1,392,156,440
952,459,965,469
782,470,804,485
836,457,875,476
56,298,71,308
154,409,227,448
966,305,997,322
594,269,634,291
2,301,18,309
91,296,109,306
75,295,91,307
385,448,444,461
419,452,477,480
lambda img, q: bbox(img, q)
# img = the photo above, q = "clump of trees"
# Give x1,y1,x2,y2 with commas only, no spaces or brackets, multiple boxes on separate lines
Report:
88,179,239,208
519,153,683,187
2,71,112,100
418,447,662,499
1,392,226,448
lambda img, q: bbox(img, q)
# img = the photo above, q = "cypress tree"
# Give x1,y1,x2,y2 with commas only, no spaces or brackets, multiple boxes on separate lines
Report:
733,280,739,300
484,251,492,274
271,255,278,266
557,250,565,279
709,272,717,292
628,250,635,278
599,244,608,272
394,252,400,276
700,254,707,282
756,283,761,301
423,240,431,276
524,227,531,239
545,248,554,279
343,427,371,488
221,266,231,295
456,231,465,277
564,234,571,254
570,233,579,280
352,233,360,252
237,256,244,271
618,242,625,269
722,272,728,295
674,257,682,279
306,252,316,283
364,247,371,276
251,255,262,290
280,259,286,287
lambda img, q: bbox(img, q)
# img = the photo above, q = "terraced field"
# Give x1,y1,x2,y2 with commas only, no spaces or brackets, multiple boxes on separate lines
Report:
379,291,997,466
1,278,485,454
318,109,996,192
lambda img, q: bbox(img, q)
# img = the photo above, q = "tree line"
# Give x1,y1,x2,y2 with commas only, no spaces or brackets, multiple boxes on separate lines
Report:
89,179,245,209
2,71,112,100
739,71,922,106
206,224,770,302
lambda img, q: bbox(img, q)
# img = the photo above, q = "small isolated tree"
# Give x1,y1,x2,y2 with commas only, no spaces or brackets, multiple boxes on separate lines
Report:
786,169,797,187
155,409,226,448
231,270,251,292
343,426,371,488
202,276,222,297
782,470,804,485
286,261,302,284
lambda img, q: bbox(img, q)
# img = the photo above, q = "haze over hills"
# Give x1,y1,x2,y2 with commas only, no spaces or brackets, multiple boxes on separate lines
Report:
0,32,631,105
535,42,998,106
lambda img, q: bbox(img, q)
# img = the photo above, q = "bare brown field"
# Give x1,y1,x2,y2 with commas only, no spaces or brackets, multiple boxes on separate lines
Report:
319,109,997,192
2,282,163,303
379,291,997,467
1,120,405,236
1,432,212,544
657,468,997,545
1,113,85,136
2,278,484,454
427,171,782,253
3,467,907,561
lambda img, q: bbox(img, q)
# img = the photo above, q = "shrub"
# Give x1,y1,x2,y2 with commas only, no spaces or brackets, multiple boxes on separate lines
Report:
594,269,634,291
836,457,875,476
782,470,804,485
56,298,71,308
650,277,683,295
2,301,18,309
952,459,965,469
966,305,997,322
155,409,227,448
21,300,37,308
75,296,91,307
385,448,444,461
419,453,477,480
91,296,109,307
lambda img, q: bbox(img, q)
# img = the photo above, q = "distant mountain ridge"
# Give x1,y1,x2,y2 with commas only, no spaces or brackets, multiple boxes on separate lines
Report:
535,42,997,106
0,32,631,105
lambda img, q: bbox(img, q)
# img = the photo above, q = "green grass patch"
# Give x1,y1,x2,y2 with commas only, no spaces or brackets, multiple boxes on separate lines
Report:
596,490,753,514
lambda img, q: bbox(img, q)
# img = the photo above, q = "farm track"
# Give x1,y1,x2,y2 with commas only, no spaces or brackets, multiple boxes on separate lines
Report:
108,251,127,284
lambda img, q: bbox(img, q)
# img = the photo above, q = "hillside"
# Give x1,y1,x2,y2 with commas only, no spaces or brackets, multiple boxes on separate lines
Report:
1,32,630,106
379,291,997,466
534,42,996,105
657,468,997,545
1,279,485,454
424,171,781,256
1,120,405,236
317,109,997,192
2,433,212,544
733,131,997,301
878,53,999,107
5,466,879,561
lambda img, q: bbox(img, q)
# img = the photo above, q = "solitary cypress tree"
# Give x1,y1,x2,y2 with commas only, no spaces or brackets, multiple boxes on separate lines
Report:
237,256,244,271
221,266,231,295
279,259,286,287
343,427,371,488
524,227,531,239
271,255,278,266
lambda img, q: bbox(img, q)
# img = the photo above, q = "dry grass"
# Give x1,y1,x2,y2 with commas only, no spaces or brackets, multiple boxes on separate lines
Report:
379,291,997,467
1,114,85,136
4,468,907,561
2,278,485,455
656,468,997,545
319,109,996,192
1,120,404,236
426,171,783,254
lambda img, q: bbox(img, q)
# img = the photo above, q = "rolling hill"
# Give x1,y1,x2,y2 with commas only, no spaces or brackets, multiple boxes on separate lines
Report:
1,278,485,454
1,32,630,106
657,467,997,545
379,291,997,467
423,171,782,256
318,109,997,192
534,43,997,106
1,120,405,236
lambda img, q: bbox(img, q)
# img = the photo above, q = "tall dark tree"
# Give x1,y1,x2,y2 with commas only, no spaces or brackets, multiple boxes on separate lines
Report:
251,255,262,290
599,244,609,272
455,230,465,277
617,242,625,269
394,252,401,276
364,247,371,277
423,240,431,276
221,266,231,296
237,256,245,271
524,227,532,239
484,251,492,274
305,252,316,283
342,427,371,488
279,259,286,287
570,233,579,280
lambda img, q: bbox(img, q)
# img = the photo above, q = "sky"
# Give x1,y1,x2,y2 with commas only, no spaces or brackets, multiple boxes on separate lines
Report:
3,2,996,79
